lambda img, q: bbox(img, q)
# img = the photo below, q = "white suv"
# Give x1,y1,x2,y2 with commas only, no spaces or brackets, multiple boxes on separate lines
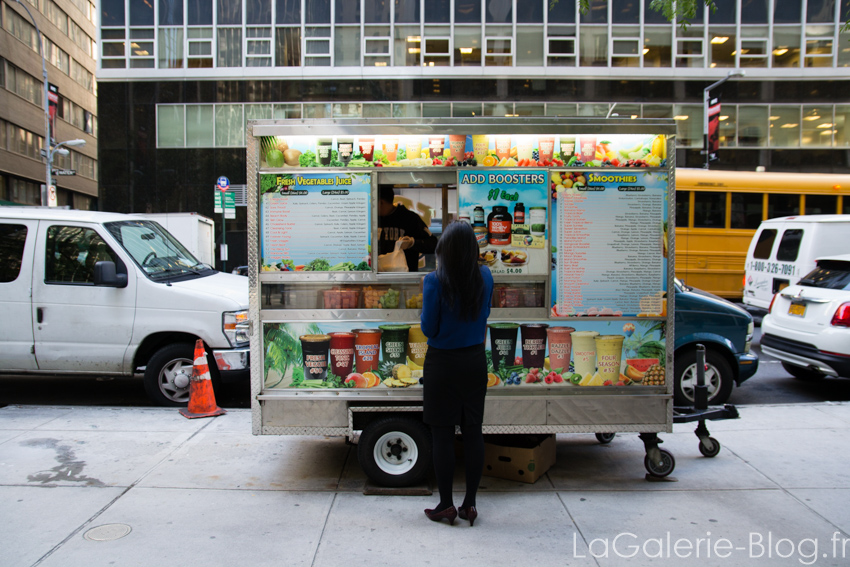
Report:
761,255,850,380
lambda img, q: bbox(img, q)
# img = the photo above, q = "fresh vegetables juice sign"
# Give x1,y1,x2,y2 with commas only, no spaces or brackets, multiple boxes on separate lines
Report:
260,173,372,271
458,170,549,275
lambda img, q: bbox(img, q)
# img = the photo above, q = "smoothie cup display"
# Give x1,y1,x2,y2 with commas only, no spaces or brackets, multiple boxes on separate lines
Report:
358,137,375,161
449,135,467,160
595,335,625,384
407,324,429,366
337,138,354,164
383,137,399,161
516,136,534,161
494,135,512,160
379,324,410,366
300,334,331,382
472,134,490,162
488,323,519,371
328,332,356,377
353,329,382,373
428,136,445,158
406,137,422,160
546,326,576,373
520,324,549,369
559,137,576,160
571,331,600,377
538,136,555,163
579,136,597,163
317,138,333,165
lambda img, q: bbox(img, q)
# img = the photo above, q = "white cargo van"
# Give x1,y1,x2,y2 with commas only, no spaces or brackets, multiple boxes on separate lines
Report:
743,215,850,311
0,208,249,406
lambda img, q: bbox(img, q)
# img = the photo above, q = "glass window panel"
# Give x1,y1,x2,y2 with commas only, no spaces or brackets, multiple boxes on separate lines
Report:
275,27,301,65
737,106,768,147
337,0,360,23
709,27,736,67
101,0,125,26
835,105,850,146
334,27,362,66
425,37,451,66
741,0,769,23
775,1,803,23
423,103,451,117
807,0,836,23
453,103,482,117
580,0,606,23
515,104,545,116
612,0,639,23
767,194,800,219
516,27,544,65
549,0,576,23
844,198,850,214
395,0,420,22
731,193,763,229
805,38,833,67
546,103,578,116
425,0,450,22
777,229,804,261
363,104,391,118
753,228,777,258
273,104,301,119
129,0,154,25
303,104,331,118
718,106,736,147
186,105,214,147
579,26,608,66
482,103,511,116
802,105,833,147
364,0,388,23
485,37,511,65
693,192,726,228
159,0,183,25
306,40,330,54
101,59,126,68
644,27,672,67
246,104,272,121
45,226,116,284
158,28,184,68
103,42,125,56
332,103,361,118
275,0,300,24
709,0,735,23
456,0,481,23
247,0,271,24
578,103,609,117
215,104,244,146
394,26,421,66
188,0,212,25
217,28,243,66
486,0,511,23
157,105,184,147
676,192,690,228
740,38,768,67
673,104,703,147
806,195,837,214
770,106,800,146
517,0,543,23
305,0,330,23
645,0,667,23
773,27,802,67
218,0,242,25
393,103,421,117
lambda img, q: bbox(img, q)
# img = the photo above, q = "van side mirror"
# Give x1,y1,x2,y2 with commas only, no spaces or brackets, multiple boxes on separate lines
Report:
94,261,128,288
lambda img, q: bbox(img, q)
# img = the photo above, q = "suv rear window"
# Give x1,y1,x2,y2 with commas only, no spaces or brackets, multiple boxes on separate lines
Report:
753,229,776,259
776,228,803,261
798,260,850,290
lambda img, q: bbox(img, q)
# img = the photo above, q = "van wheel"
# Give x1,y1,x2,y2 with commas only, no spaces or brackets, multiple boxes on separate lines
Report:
781,362,826,382
674,349,734,406
357,417,432,487
144,343,195,406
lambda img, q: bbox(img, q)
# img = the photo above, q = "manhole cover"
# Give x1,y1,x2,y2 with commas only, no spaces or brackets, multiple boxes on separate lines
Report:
84,524,132,542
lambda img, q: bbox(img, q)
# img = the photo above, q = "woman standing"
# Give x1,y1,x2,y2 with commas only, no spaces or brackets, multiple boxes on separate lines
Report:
420,221,494,526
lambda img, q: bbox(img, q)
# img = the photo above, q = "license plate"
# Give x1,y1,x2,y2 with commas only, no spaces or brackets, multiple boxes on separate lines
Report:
788,302,806,317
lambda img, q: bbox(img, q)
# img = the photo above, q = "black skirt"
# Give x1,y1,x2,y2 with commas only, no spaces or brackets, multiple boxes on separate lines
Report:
423,343,488,426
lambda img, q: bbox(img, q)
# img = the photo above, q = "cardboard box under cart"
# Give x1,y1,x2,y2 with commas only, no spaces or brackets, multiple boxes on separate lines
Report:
482,434,556,484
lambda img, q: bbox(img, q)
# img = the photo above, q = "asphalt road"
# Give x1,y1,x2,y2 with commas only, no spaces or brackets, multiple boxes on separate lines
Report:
1,329,848,408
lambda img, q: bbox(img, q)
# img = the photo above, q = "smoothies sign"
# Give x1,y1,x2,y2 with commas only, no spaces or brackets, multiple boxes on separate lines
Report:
260,173,372,272
458,170,549,276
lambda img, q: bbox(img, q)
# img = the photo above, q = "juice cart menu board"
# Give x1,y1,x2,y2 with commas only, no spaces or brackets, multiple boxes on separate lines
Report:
553,170,668,317
263,320,664,390
258,134,667,169
260,173,372,272
458,170,549,276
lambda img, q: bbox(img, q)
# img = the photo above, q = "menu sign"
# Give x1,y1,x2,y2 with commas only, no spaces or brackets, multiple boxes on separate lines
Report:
260,173,372,272
553,171,668,317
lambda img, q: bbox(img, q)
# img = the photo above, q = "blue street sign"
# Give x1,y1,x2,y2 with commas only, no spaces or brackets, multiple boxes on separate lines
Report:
216,176,230,191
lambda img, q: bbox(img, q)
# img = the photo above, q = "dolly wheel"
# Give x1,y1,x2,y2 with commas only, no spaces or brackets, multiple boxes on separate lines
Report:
644,448,676,477
698,436,721,458
595,432,616,444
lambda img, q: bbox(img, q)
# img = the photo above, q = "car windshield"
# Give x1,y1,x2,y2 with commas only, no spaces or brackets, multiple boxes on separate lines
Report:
104,220,211,280
797,260,850,291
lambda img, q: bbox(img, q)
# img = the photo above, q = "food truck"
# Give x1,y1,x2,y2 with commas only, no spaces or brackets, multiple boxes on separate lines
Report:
247,118,677,486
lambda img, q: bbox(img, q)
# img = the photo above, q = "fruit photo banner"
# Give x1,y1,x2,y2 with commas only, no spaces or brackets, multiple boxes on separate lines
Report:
263,319,665,390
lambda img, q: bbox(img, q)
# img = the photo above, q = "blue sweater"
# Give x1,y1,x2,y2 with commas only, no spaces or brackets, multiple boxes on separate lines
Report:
420,266,494,349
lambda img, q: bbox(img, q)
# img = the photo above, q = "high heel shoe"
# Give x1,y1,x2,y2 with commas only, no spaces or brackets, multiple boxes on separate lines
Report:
424,506,457,525
458,505,478,526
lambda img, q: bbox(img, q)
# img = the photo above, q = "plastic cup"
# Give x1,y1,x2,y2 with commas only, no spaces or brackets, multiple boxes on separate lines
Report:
579,136,597,163
488,323,519,371
520,324,549,369
353,329,382,373
595,335,625,385
494,135,512,160
337,138,354,164
546,327,576,373
317,138,333,165
358,137,375,161
559,137,576,160
449,135,467,160
300,334,331,382
383,137,399,162
328,332,355,377
428,136,445,158
472,134,490,162
571,331,600,377
379,324,410,366
406,137,422,160
538,136,555,163
407,324,428,366
517,136,534,161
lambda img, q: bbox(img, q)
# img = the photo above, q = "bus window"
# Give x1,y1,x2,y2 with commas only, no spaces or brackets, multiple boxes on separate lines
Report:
776,229,803,261
693,191,725,228
844,199,850,214
805,195,837,215
676,191,689,227
731,193,763,229
767,194,800,218
753,229,776,259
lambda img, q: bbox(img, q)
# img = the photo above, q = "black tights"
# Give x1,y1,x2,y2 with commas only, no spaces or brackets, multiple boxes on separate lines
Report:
431,423,484,511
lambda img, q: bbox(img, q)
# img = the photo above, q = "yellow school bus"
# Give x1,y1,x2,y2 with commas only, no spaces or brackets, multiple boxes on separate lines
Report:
675,168,850,299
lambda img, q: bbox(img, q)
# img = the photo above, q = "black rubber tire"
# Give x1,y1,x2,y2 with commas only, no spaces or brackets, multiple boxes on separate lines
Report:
698,436,721,458
595,432,616,444
781,362,826,382
357,417,432,487
644,448,676,477
143,343,195,407
674,348,734,406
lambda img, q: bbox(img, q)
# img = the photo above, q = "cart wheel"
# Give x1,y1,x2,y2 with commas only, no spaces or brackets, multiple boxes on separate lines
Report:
644,448,676,478
357,417,432,487
595,432,616,444
698,436,721,458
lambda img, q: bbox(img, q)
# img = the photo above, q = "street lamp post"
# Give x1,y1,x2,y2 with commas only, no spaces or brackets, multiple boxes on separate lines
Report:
46,139,86,205
703,69,746,169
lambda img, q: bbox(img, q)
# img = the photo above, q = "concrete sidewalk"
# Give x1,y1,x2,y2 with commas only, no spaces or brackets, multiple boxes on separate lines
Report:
1,403,848,567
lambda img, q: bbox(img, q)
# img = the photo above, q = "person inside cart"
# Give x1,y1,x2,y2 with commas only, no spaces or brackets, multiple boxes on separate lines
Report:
377,186,437,272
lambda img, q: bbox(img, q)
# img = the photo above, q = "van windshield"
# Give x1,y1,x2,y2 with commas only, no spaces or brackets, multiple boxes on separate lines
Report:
104,220,213,280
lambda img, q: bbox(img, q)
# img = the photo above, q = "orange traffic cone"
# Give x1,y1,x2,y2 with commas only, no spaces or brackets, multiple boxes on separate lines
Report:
179,339,227,419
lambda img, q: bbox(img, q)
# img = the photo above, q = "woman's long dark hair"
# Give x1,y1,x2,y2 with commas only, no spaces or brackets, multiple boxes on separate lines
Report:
435,221,485,321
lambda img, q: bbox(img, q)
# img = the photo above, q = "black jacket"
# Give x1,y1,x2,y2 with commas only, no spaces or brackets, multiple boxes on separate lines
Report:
378,204,438,272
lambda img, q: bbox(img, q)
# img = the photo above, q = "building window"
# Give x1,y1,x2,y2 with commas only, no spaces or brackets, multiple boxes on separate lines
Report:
129,0,154,26
835,105,850,146
158,28,184,68
275,0,300,24
739,32,769,68
129,28,155,68
770,106,801,147
612,36,641,67
395,0,420,23
643,26,672,67
718,106,737,147
305,27,331,66
188,28,214,68
186,105,214,147
424,34,451,66
673,105,703,147
455,0,481,24
275,27,301,66
394,27,420,66
215,104,244,146
334,27,361,66
101,0,125,26
247,27,272,67
217,28,243,67
273,104,301,119
247,0,271,25
102,28,126,68
454,26,481,66
580,26,608,66
218,0,242,25
676,35,704,67
516,27,544,66
802,105,834,147
547,35,576,66
737,106,769,147
773,27,802,67
485,34,512,66
365,34,391,67
805,34,834,67
157,105,184,147
305,0,330,23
